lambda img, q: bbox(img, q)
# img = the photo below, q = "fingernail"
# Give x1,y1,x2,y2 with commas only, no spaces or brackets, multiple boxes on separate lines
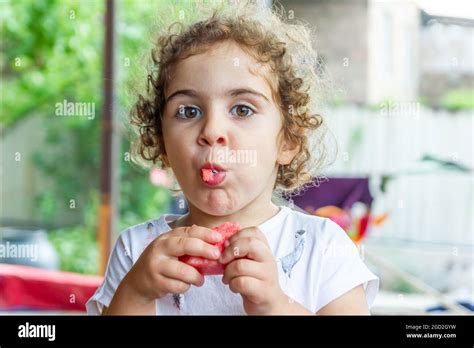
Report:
213,233,222,241
224,240,230,247
213,248,220,258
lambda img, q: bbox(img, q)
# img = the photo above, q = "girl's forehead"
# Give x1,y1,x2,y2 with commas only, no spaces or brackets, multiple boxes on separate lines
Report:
165,41,276,100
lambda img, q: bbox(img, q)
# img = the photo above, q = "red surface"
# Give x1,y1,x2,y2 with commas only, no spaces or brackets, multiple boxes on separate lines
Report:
0,264,103,312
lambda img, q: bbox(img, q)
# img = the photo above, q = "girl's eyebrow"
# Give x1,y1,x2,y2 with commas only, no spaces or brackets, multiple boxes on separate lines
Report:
165,87,270,103
228,88,270,102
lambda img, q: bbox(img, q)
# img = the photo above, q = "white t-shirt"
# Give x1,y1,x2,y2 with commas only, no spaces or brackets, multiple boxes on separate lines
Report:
86,206,379,315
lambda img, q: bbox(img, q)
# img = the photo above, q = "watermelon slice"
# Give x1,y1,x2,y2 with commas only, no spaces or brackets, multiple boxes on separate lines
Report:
179,222,240,275
201,168,215,182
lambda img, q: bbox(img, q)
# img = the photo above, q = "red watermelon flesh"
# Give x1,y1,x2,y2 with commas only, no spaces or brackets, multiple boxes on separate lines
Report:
179,222,240,275
201,168,214,182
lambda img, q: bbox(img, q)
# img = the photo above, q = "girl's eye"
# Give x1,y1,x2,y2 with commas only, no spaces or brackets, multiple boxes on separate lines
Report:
231,104,254,118
176,106,202,119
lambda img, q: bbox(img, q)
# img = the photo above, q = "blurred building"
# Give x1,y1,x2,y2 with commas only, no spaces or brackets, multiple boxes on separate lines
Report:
418,10,474,106
280,0,420,104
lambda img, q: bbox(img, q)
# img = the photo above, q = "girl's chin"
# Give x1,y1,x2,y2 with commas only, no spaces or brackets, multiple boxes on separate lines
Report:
196,191,240,216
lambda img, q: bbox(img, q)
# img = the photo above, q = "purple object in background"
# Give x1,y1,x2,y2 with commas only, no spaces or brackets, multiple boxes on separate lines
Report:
291,177,373,212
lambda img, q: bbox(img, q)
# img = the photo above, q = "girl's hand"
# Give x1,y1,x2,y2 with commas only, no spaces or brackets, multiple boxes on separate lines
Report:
123,225,223,303
219,226,287,315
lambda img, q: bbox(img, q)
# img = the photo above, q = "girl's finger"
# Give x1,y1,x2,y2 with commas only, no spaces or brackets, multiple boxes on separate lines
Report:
160,258,205,287
226,226,269,247
228,276,263,297
171,225,223,244
162,236,221,260
156,274,191,294
219,237,271,264
222,258,266,285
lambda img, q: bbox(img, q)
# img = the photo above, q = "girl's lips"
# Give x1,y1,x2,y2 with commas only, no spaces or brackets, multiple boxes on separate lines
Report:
201,162,226,172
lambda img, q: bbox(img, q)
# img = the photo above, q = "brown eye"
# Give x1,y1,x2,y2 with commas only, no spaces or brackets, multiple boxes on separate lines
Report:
185,108,197,118
176,106,202,119
231,105,254,118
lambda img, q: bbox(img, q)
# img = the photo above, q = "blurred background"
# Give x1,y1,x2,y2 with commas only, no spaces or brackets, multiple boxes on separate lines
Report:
0,0,472,315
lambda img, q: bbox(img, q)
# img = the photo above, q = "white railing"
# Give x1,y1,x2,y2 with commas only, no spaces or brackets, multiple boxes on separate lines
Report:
323,105,473,246
322,105,473,295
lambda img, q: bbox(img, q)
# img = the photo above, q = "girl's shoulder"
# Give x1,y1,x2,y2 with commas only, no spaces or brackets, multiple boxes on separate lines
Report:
122,213,181,235
281,206,349,246
115,213,181,259
263,206,356,263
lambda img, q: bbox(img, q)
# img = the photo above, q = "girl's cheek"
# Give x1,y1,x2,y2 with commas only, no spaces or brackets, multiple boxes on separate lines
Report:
163,121,187,140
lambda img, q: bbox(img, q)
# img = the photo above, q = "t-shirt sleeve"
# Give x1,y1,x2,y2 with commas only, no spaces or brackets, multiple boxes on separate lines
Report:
86,230,133,315
315,219,379,313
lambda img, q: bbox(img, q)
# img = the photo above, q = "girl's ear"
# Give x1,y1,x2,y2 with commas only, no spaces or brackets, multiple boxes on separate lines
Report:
276,130,300,166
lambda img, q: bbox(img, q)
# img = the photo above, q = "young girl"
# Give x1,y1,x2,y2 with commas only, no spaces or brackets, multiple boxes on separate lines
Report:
87,2,378,315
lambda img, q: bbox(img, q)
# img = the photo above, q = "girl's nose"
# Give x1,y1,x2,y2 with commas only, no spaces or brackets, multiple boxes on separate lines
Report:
197,114,227,146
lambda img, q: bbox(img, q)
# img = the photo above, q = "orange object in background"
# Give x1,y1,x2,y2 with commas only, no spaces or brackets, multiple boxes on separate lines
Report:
314,204,388,243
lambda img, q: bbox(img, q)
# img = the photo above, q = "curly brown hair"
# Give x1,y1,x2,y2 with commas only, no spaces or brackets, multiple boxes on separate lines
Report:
130,1,331,194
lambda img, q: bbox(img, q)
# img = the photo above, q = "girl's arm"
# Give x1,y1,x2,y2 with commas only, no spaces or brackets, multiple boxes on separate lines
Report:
219,227,372,315
100,225,221,315
101,284,370,315
316,285,370,315
101,277,156,315
268,284,369,315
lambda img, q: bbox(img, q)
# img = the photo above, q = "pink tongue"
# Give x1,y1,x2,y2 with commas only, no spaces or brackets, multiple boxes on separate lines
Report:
201,168,216,182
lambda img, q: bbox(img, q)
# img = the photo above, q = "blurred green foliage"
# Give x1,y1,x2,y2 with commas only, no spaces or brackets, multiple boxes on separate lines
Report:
48,192,100,274
1,0,104,127
440,89,474,112
1,0,205,273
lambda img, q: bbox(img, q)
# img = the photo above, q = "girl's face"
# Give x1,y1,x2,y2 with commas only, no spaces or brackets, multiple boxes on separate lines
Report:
161,40,296,216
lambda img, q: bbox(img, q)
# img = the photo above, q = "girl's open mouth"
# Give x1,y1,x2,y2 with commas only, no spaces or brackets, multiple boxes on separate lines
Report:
200,162,226,186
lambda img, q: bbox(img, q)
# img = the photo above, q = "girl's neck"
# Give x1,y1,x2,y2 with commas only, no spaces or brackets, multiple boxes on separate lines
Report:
170,197,280,230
